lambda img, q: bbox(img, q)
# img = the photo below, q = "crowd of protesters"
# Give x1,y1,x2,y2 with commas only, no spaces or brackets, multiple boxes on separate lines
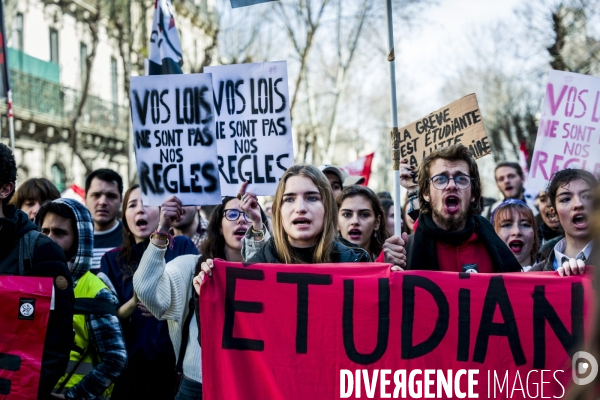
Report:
0,140,598,399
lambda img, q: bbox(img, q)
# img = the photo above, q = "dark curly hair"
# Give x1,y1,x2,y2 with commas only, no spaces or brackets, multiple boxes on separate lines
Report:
547,169,598,209
418,144,482,215
0,143,17,205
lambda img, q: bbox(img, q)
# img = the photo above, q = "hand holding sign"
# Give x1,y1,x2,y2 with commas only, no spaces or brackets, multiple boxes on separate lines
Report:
193,259,214,296
238,181,263,231
558,258,586,277
159,196,183,231
383,233,408,270
399,159,418,191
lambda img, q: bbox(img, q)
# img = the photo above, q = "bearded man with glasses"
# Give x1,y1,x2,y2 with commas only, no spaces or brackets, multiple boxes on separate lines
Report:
383,144,522,273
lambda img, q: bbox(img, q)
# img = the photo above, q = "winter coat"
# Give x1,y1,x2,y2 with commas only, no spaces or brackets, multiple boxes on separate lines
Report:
247,236,370,264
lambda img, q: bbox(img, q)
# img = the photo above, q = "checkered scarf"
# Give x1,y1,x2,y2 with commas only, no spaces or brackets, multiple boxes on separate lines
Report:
54,198,94,284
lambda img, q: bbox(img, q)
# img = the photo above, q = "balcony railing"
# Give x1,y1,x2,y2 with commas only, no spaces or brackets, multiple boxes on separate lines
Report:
10,69,129,140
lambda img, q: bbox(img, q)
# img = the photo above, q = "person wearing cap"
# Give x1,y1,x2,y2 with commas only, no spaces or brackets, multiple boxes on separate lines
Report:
318,164,365,199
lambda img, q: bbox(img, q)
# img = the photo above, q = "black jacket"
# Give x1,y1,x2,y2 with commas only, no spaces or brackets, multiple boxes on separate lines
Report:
248,236,371,263
0,205,74,399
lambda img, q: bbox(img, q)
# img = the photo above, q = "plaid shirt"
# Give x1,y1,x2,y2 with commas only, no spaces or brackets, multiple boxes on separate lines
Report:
65,287,127,399
190,217,208,253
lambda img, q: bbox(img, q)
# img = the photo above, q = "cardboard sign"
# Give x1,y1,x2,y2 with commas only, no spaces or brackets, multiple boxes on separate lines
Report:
528,70,600,192
397,94,490,166
0,276,53,399
205,62,294,196
130,73,222,206
201,261,593,399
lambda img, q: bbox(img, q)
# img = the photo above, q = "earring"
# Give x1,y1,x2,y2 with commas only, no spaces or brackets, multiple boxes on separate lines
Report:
373,232,377,238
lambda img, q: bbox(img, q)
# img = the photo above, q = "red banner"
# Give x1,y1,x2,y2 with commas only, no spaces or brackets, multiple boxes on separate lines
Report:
0,276,53,399
200,261,594,399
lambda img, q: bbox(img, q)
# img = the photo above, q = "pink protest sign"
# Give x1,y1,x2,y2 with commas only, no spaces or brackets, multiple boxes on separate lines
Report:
528,70,600,192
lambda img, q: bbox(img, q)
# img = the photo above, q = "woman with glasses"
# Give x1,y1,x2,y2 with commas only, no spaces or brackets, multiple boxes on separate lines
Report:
133,195,266,400
99,185,198,400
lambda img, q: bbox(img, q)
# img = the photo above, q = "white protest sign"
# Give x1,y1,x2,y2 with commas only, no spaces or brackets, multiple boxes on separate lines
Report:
205,61,294,196
130,73,221,206
529,70,600,192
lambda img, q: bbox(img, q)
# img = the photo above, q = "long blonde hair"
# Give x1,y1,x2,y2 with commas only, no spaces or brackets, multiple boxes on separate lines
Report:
272,164,337,263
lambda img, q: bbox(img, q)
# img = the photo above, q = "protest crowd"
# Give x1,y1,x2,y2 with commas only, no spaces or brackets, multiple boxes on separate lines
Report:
1,0,600,398
1,130,599,398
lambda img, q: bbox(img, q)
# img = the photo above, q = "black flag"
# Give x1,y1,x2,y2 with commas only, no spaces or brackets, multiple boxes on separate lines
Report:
148,0,183,75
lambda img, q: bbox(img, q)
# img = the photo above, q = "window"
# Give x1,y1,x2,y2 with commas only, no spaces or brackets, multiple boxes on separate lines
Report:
51,164,66,192
80,43,88,87
13,13,23,51
110,57,118,123
110,57,118,104
49,29,59,64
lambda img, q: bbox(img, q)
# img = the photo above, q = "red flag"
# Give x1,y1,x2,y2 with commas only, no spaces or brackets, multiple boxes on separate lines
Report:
519,141,529,180
341,153,374,186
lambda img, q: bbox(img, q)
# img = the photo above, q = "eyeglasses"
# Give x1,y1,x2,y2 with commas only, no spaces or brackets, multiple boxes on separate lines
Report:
223,209,251,222
429,174,472,190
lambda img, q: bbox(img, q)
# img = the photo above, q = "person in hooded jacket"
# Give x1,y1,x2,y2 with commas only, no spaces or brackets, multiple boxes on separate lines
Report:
36,198,127,399
0,144,74,400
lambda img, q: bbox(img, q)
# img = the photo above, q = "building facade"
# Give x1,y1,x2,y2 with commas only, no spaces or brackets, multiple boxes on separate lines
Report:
1,0,214,191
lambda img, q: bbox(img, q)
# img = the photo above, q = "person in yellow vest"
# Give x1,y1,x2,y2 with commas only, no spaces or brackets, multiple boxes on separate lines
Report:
36,198,127,399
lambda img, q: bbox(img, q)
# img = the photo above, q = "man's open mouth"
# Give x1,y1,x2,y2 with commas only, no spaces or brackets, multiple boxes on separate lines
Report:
508,239,524,253
444,195,460,213
572,213,588,229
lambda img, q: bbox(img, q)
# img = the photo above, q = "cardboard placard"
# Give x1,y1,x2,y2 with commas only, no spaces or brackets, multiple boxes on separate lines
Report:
397,94,490,166
201,261,592,400
205,61,294,196
130,73,222,206
528,70,600,192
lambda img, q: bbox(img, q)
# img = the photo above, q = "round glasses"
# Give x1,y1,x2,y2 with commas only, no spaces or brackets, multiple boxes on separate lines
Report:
223,209,251,222
429,174,472,190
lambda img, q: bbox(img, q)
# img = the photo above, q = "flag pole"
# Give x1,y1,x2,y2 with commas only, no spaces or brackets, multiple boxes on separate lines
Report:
7,88,14,151
0,0,13,150
385,0,402,236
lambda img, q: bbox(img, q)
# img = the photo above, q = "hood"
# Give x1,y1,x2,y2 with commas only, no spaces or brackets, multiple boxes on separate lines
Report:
53,198,94,283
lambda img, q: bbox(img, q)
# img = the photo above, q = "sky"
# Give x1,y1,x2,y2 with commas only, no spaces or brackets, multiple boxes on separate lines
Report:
397,0,525,117
385,0,528,196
